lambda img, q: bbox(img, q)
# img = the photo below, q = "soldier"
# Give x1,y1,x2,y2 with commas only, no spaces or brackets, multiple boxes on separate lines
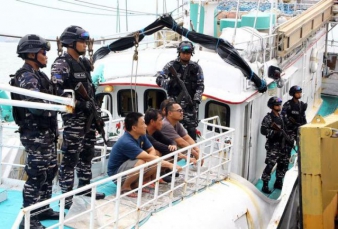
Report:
260,97,289,194
156,41,204,141
14,34,59,229
51,26,105,209
281,85,307,157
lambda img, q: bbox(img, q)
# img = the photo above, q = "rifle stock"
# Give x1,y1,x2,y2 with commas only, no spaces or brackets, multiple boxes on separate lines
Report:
168,65,193,106
271,122,293,144
75,82,108,145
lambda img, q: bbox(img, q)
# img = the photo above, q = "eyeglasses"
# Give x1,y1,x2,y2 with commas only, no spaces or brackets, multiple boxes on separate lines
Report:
274,104,281,106
172,109,183,113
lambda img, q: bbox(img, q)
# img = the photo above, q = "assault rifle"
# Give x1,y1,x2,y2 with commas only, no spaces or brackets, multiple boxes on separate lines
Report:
288,117,301,127
168,65,193,106
271,122,293,145
75,82,108,145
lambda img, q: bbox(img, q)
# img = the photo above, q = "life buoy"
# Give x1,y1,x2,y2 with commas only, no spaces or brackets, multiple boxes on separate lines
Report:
310,48,318,73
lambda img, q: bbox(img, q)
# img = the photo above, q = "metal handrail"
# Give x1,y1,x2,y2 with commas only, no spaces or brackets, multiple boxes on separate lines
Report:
12,116,235,229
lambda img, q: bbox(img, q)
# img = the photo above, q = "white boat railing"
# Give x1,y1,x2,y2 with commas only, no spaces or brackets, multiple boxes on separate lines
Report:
0,87,76,184
0,109,124,183
13,116,235,229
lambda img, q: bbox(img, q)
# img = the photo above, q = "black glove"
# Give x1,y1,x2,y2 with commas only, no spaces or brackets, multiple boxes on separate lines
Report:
76,101,93,113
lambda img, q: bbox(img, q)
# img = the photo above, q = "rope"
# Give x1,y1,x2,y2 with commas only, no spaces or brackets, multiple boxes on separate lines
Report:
56,37,63,57
130,32,140,112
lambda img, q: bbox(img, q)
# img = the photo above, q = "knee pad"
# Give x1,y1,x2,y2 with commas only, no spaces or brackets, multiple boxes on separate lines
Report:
263,164,274,175
63,153,79,168
48,164,58,179
187,127,197,140
81,148,95,164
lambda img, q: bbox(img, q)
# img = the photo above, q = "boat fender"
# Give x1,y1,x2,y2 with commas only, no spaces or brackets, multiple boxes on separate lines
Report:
310,48,318,73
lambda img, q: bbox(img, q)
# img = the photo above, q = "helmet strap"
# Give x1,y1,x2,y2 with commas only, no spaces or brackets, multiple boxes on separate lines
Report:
70,41,86,56
25,53,46,68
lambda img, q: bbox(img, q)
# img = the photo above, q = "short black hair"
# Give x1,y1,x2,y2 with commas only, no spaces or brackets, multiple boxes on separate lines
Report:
124,112,143,131
159,99,174,113
144,108,160,125
165,101,178,116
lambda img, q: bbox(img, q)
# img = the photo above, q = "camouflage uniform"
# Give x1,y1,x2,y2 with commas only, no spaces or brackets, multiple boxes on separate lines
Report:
156,58,204,140
260,112,289,184
15,63,58,208
51,53,96,195
281,100,307,156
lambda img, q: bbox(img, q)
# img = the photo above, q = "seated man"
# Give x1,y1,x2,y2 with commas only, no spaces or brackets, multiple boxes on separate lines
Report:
145,108,177,156
161,102,200,164
159,99,173,118
107,112,181,197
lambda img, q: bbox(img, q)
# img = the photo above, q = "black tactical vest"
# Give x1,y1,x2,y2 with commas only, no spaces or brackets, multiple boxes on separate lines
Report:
269,112,284,143
9,64,56,129
288,100,305,124
56,54,95,101
169,61,199,98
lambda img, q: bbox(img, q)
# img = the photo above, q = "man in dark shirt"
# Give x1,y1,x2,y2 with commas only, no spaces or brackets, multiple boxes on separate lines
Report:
107,112,181,195
145,108,177,156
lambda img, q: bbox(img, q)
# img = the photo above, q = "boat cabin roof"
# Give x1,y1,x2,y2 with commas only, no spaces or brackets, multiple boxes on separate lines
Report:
96,47,270,104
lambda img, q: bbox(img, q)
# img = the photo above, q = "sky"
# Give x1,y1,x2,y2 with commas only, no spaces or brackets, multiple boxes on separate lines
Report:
0,0,181,39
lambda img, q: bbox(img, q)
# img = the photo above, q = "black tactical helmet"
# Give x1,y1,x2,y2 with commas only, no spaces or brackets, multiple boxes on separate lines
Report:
177,41,194,54
289,85,302,96
60,25,90,47
267,96,282,109
17,34,50,58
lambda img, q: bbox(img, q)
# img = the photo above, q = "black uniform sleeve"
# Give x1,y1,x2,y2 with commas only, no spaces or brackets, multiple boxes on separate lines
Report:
260,114,278,138
147,134,172,155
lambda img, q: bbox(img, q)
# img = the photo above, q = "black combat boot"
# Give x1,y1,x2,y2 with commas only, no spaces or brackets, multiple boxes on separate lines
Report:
19,216,46,229
261,181,272,194
76,180,106,200
274,179,283,190
37,206,60,220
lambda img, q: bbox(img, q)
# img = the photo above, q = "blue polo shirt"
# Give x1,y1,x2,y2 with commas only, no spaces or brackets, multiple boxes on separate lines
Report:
107,131,152,176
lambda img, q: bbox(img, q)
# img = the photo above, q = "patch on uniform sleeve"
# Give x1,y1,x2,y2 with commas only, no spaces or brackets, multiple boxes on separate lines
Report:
54,74,62,79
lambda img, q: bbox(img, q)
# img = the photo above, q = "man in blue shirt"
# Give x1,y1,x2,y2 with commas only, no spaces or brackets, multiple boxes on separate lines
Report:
107,112,180,195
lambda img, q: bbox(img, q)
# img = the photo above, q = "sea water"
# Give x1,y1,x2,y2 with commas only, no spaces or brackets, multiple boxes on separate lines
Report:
0,41,93,83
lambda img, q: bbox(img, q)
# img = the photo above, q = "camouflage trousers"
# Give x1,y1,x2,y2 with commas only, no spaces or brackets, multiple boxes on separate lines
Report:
285,129,297,157
58,115,96,194
261,147,289,183
20,128,57,207
181,105,198,141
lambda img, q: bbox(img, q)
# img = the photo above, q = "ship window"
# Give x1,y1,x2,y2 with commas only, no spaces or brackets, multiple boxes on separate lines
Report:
144,89,167,112
117,89,138,117
283,80,290,96
95,93,112,121
205,101,230,132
